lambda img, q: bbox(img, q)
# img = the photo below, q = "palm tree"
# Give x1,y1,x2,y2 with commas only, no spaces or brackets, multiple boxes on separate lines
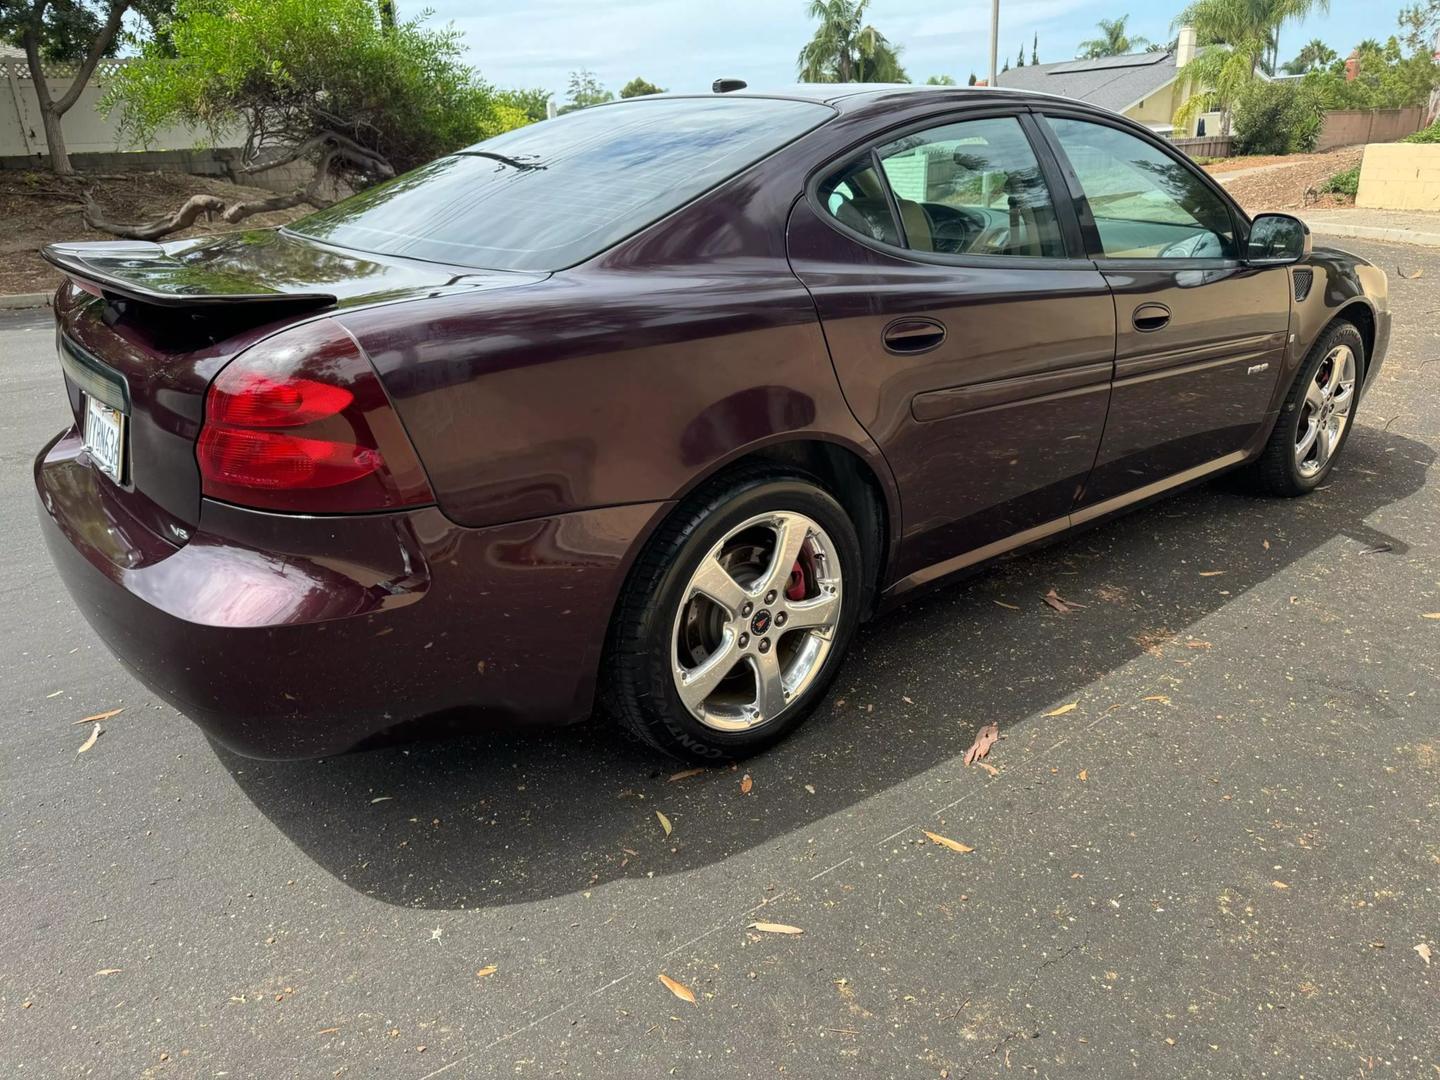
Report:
797,0,909,83
1077,16,1152,58
1173,0,1331,135
1281,37,1337,74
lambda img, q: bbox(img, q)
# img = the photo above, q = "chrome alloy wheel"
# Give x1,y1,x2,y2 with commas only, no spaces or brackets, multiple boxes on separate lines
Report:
1295,344,1357,478
670,511,843,732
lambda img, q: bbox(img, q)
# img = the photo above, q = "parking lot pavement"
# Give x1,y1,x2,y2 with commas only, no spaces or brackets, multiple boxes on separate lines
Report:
3,237,1438,1078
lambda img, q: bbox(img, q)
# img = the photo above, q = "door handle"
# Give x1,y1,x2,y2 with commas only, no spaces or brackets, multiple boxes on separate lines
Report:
1132,303,1171,332
883,317,947,354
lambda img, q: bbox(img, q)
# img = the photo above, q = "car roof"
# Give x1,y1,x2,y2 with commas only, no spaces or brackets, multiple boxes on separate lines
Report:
677,83,1074,111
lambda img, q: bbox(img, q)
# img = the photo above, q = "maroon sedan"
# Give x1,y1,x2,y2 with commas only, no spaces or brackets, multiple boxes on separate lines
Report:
35,85,1389,761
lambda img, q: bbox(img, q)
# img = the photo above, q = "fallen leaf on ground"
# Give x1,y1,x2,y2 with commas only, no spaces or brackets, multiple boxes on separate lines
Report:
978,762,1000,777
804,784,816,794
1396,264,1424,279
902,695,914,704
1273,880,1290,890
1423,613,1440,621
993,600,1020,610
658,973,696,1004
667,767,705,782
76,707,123,724
1078,769,1088,782
739,774,753,795
1143,695,1173,706
77,723,101,754
963,723,999,765
1043,588,1083,613
1198,570,1226,577
923,830,974,854
1044,702,1078,717
1186,640,1212,649
655,810,672,837
370,796,392,803
46,690,63,699
475,965,497,978
1263,539,1271,550
93,968,122,976
1415,943,1432,965
749,921,804,935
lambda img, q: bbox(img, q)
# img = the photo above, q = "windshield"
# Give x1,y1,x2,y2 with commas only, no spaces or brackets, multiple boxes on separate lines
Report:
288,97,833,272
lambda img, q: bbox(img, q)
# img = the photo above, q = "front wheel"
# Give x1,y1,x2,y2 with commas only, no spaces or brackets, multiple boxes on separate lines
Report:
605,469,863,762
1251,321,1364,496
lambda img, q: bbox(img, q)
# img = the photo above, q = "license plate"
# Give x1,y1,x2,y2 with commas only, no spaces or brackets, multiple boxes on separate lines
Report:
83,395,126,484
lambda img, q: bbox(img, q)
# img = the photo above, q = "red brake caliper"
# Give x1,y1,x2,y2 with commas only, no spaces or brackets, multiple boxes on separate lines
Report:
785,558,809,602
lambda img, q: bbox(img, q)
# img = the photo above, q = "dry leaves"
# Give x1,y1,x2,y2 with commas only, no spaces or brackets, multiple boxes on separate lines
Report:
1043,588,1083,613
77,723,101,754
993,600,1020,610
1272,880,1290,890
655,810,672,837
475,965,497,978
1423,613,1440,621
1415,943,1432,966
658,973,696,1005
93,968,122,976
1077,769,1088,782
667,767,705,782
739,774,753,795
77,707,123,724
1143,695,1174,706
1396,264,1425,280
749,921,805,935
963,723,998,765
923,830,974,854
977,761,1000,777
1198,570,1226,577
1044,702,1078,717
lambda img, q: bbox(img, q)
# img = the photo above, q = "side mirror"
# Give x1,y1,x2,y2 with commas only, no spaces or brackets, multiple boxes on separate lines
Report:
1246,213,1311,266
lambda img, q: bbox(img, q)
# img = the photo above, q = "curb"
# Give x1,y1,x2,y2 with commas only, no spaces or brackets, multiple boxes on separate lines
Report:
1305,221,1440,249
0,292,52,311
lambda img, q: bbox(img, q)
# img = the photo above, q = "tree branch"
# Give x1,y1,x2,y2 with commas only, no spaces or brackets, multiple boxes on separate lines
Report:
83,192,229,240
54,1,130,116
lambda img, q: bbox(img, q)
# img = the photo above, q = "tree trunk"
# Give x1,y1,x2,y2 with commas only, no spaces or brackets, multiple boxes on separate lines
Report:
21,0,130,175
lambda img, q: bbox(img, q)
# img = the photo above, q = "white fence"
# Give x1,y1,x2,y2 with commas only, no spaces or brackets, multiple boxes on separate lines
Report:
1,56,242,159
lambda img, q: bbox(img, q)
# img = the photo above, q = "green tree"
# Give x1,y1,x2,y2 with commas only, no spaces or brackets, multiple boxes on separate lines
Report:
1172,0,1331,136
967,72,978,85
0,0,173,173
104,0,526,233
925,74,957,85
1281,37,1338,73
1016,44,1025,67
1032,33,1039,65
1077,16,1151,58
619,76,665,98
796,0,909,83
560,69,613,112
1305,31,1438,110
498,87,553,123
1230,79,1326,153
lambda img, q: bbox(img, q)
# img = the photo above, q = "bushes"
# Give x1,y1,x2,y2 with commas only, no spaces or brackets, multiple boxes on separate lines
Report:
1402,119,1440,144
1230,79,1326,155
1320,165,1360,197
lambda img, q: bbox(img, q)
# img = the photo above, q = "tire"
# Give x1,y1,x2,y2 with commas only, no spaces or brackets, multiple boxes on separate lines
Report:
604,466,864,762
1250,320,1365,497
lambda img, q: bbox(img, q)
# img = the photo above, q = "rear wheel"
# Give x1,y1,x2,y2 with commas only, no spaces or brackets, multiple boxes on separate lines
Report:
1251,321,1364,496
606,469,863,761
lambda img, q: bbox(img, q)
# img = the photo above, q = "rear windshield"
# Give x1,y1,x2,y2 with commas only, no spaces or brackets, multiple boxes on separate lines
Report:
287,97,832,272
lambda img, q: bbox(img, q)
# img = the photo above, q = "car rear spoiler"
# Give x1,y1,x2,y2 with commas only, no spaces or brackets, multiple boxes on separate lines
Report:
42,240,338,312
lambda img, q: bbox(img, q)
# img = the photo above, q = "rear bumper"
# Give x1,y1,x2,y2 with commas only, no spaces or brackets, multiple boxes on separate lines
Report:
36,428,663,758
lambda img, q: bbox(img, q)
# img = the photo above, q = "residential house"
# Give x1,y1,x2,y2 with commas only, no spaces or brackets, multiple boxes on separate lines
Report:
995,27,1221,138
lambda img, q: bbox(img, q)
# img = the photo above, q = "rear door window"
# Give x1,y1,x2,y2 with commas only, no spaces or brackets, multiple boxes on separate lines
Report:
290,97,833,272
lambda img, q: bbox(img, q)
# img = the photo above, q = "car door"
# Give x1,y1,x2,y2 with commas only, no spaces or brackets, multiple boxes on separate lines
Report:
1033,112,1292,509
787,110,1116,592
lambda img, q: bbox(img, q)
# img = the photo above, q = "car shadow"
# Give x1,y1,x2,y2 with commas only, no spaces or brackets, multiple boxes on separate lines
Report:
217,425,1433,910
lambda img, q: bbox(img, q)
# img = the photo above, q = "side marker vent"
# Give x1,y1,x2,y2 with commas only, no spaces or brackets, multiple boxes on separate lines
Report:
1292,268,1314,302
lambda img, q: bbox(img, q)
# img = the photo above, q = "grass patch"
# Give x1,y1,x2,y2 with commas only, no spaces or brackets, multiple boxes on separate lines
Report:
1320,165,1360,197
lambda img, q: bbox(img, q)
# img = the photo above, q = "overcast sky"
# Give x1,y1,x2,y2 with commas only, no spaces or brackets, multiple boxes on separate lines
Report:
427,0,1406,98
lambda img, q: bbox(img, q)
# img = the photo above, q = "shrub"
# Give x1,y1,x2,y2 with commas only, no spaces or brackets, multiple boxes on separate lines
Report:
1230,79,1326,155
1320,165,1360,197
1402,120,1440,144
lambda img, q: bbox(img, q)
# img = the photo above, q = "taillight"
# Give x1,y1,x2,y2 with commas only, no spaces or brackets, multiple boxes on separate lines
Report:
197,320,434,512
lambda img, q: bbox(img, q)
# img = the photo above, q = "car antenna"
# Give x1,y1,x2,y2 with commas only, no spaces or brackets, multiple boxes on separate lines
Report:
712,78,747,93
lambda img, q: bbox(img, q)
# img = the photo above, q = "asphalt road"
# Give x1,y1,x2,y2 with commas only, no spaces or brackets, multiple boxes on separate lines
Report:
4,238,1439,1079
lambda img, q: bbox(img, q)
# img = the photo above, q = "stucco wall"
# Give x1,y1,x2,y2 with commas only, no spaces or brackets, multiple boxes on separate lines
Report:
1356,142,1440,212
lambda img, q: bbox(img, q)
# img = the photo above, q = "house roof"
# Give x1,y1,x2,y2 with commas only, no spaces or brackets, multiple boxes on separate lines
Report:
994,51,1179,114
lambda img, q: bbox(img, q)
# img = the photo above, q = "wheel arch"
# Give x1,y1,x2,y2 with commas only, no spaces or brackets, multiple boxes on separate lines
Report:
1331,300,1376,381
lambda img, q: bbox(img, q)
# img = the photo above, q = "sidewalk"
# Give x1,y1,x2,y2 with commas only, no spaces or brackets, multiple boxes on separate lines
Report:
1299,207,1440,248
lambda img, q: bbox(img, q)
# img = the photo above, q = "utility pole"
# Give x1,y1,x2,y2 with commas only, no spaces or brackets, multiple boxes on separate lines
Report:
988,0,1000,85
